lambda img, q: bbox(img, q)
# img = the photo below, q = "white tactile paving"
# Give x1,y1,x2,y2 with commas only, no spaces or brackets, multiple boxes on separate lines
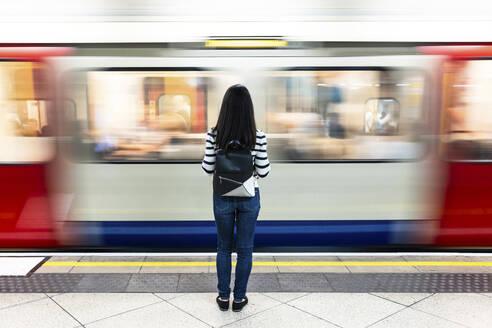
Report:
224,303,339,328
0,297,80,328
371,293,433,306
0,293,47,310
51,293,162,325
371,308,467,328
411,293,492,328
84,301,209,328
288,293,405,328
167,292,281,327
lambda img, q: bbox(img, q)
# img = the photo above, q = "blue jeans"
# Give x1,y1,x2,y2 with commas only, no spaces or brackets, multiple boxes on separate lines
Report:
213,188,260,302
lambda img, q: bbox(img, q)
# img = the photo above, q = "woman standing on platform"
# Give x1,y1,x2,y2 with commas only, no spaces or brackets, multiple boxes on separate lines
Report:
201,84,270,312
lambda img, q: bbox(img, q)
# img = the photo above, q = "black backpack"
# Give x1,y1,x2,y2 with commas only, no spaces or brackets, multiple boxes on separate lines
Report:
213,140,255,197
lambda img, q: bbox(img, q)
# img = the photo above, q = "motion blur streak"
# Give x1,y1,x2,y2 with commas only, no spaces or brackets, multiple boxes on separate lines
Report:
0,1,492,250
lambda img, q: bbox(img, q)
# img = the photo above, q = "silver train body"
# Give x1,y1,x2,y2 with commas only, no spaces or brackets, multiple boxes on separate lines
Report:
48,50,443,247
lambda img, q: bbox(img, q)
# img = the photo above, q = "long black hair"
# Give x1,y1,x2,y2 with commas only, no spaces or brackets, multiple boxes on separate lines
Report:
214,84,257,150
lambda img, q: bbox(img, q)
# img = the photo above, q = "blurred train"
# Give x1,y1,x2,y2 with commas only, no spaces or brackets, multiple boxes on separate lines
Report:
0,43,491,249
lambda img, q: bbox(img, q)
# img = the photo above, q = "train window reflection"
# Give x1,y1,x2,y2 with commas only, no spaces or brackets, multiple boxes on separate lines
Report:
0,62,55,163
157,94,192,131
364,98,400,135
266,69,425,160
442,60,492,161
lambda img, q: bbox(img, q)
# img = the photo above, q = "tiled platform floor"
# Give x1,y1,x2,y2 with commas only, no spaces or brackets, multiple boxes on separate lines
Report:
1,292,491,327
2,254,492,327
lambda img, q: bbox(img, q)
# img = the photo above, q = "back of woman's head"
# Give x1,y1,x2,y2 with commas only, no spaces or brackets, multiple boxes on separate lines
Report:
215,84,256,150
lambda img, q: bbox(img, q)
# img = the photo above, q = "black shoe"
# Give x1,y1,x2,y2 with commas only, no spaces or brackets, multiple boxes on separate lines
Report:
216,296,229,311
232,296,248,312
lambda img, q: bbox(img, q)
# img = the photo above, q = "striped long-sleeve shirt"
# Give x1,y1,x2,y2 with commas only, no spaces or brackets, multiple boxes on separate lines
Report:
201,128,270,187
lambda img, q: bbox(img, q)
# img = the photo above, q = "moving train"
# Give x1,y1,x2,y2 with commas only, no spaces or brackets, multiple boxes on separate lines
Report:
0,43,491,249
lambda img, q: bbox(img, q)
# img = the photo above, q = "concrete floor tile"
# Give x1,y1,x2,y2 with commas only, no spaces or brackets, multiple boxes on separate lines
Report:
371,293,433,306
278,265,349,273
140,266,209,273
347,265,419,273
210,265,235,273
225,303,338,328
80,256,145,262
467,256,492,262
70,266,141,273
274,256,339,262
35,265,74,273
167,292,280,327
47,256,81,262
0,293,47,310
252,256,275,262
371,307,466,328
415,266,492,273
153,293,186,300
412,293,492,328
288,293,404,328
338,256,406,262
51,293,162,325
403,256,455,261
145,256,212,262
209,257,276,273
251,265,278,273
263,292,309,303
0,297,79,328
84,301,209,328
336,257,416,273
403,256,475,262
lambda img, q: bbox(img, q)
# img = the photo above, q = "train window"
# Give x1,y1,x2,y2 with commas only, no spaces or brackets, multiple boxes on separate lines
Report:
266,69,425,160
66,70,213,162
0,62,55,163
441,60,492,161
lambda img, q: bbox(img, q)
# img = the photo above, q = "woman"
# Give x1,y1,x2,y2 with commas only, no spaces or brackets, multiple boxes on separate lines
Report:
202,84,270,312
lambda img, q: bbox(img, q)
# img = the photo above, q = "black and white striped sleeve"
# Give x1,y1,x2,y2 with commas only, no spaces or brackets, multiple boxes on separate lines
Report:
254,130,270,178
201,130,216,175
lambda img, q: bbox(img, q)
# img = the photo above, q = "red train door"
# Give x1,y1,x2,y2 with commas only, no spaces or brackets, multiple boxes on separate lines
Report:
422,46,492,246
0,47,71,248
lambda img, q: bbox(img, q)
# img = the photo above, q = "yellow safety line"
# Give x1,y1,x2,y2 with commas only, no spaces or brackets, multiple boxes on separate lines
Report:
43,261,492,267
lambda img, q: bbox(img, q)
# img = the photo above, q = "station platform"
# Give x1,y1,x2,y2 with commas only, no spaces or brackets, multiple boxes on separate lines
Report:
0,253,491,327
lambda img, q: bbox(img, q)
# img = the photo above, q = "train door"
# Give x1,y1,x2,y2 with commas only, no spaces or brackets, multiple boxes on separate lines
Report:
422,46,492,246
0,47,70,247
